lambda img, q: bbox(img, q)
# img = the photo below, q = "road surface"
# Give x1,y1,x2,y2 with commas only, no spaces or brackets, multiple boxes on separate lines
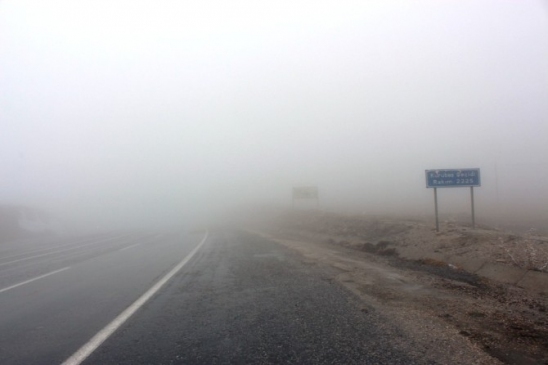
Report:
0,230,421,364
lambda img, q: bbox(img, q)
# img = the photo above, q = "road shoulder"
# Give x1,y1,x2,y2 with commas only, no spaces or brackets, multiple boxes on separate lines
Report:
252,229,548,365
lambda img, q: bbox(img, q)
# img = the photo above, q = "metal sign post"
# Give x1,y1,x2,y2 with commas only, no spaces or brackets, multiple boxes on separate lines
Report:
470,186,475,229
425,169,481,231
434,187,439,232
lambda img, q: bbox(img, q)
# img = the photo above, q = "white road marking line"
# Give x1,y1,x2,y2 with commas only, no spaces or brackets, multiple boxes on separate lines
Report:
0,236,128,267
0,236,159,274
0,267,71,294
118,243,141,252
0,244,124,275
0,235,129,261
61,232,209,365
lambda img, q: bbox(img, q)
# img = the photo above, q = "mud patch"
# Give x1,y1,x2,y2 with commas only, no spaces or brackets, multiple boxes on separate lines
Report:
395,257,485,287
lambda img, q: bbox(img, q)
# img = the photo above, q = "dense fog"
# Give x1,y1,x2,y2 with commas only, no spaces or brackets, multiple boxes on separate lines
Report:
1,0,547,232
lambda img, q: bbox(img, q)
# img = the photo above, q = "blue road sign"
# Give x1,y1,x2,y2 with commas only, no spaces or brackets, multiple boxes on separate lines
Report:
425,168,480,188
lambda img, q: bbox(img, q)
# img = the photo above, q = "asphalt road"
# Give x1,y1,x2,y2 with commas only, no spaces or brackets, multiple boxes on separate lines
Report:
0,230,422,364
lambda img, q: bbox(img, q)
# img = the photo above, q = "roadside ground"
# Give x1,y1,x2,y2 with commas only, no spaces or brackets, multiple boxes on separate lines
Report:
246,211,548,365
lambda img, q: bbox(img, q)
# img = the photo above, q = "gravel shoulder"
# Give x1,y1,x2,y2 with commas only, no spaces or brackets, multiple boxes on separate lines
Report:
251,212,548,365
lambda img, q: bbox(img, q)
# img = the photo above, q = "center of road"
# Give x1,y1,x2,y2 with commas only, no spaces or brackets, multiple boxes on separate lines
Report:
61,232,209,365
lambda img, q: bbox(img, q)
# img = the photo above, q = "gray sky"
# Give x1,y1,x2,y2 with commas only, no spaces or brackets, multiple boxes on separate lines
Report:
1,0,547,229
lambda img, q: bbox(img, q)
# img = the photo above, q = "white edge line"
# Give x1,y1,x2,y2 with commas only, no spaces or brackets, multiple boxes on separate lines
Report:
118,243,141,252
0,267,71,294
61,231,209,365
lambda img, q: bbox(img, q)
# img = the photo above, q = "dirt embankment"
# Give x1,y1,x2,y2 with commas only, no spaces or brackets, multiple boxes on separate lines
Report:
260,211,548,365
275,211,548,291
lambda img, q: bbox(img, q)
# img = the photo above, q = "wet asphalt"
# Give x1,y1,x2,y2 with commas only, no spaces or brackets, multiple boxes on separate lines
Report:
0,230,428,364
0,231,201,365
84,231,420,365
